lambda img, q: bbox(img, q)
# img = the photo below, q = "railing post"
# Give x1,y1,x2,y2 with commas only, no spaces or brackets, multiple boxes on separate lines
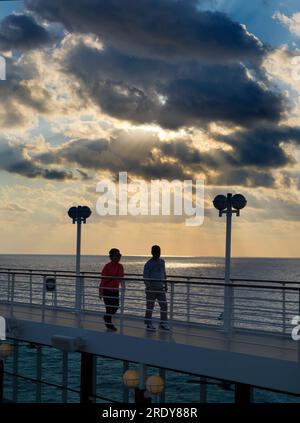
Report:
7,270,11,302
42,275,46,323
81,273,85,311
170,283,174,325
10,273,15,319
53,271,58,308
282,282,286,334
29,270,33,305
186,279,190,323
120,280,125,333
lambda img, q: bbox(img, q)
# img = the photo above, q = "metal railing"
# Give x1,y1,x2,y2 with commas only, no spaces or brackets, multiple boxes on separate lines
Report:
0,267,299,356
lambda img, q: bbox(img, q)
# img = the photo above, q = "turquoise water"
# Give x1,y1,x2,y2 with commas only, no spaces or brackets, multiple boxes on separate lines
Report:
1,255,300,403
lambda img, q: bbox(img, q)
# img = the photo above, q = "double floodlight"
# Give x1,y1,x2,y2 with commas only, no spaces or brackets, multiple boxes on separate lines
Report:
213,193,247,216
68,205,92,224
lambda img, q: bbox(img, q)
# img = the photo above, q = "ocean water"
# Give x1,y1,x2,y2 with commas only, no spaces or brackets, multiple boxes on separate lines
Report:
1,255,300,403
1,254,300,281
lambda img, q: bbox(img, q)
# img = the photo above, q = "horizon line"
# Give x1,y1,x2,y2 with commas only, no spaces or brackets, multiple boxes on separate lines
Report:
0,253,299,259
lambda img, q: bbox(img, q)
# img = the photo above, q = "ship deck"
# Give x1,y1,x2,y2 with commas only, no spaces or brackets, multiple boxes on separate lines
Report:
1,301,299,396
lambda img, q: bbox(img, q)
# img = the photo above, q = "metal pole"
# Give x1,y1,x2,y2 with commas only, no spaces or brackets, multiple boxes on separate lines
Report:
224,193,232,333
42,276,46,323
75,217,82,314
235,383,252,404
139,363,147,390
120,280,125,333
10,273,15,320
80,352,93,403
36,345,42,403
159,368,166,403
282,282,286,334
29,270,33,305
199,377,207,403
170,283,174,326
62,351,68,403
186,279,190,323
12,340,18,403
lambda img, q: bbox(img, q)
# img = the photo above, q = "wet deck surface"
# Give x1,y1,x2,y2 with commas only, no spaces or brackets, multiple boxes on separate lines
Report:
0,301,297,363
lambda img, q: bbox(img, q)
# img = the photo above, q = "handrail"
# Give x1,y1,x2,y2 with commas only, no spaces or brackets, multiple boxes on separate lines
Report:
0,269,299,291
0,267,300,285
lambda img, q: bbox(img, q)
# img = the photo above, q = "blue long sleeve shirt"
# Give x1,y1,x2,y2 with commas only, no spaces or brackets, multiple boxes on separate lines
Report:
143,258,167,290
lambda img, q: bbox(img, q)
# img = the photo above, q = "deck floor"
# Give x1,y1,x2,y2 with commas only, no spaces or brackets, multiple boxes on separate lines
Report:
0,302,298,363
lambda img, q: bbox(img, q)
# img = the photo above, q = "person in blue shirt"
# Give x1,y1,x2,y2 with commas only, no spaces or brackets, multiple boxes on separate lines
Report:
143,245,170,331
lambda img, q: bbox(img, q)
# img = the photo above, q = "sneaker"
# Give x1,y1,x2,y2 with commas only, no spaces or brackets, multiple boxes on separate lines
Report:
146,323,156,332
106,324,117,332
159,323,170,331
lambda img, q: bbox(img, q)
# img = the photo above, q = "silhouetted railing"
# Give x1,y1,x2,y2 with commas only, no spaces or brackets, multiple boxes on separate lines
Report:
0,267,299,342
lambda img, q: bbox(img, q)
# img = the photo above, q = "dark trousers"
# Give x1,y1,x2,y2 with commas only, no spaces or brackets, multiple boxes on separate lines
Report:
145,289,168,324
103,289,119,325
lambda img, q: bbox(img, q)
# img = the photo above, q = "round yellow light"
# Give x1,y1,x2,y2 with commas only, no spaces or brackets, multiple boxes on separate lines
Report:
123,370,140,389
146,375,165,394
0,343,13,359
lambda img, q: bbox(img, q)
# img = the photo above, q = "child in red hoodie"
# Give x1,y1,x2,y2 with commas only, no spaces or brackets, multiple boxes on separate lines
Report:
99,248,124,331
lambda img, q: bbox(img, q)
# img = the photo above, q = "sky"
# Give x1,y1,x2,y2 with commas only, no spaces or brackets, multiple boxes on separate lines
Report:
0,0,300,257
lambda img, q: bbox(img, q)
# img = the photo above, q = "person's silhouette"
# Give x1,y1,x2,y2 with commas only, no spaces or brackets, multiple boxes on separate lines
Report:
143,245,169,331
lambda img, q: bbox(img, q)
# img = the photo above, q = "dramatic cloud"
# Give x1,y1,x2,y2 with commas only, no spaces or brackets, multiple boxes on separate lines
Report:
217,126,300,169
64,43,285,129
0,0,295,193
26,0,265,63
0,14,51,51
28,129,298,187
34,133,190,180
0,139,76,180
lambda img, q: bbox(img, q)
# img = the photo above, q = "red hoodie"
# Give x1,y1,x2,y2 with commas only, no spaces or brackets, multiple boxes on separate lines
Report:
99,261,124,297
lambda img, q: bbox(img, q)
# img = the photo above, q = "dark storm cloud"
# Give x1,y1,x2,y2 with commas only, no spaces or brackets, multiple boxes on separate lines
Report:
11,0,298,188
217,126,300,169
21,0,286,132
26,0,265,63
0,140,76,180
207,168,276,188
64,44,284,129
0,14,51,51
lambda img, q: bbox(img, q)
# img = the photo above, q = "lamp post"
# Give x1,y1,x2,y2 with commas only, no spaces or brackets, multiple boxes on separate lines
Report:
0,343,13,402
68,206,92,313
213,193,247,332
